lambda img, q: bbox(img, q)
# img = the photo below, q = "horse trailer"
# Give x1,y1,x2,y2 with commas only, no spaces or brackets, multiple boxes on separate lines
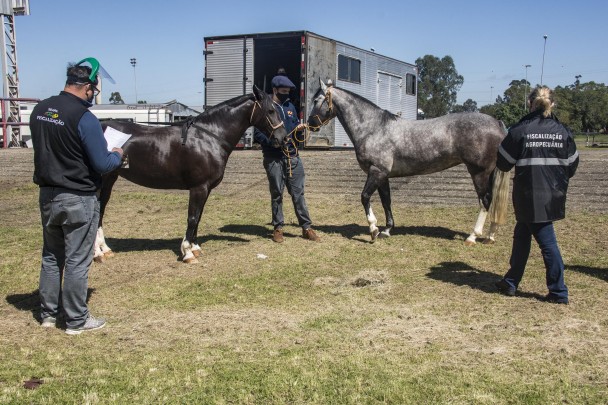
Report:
203,31,418,148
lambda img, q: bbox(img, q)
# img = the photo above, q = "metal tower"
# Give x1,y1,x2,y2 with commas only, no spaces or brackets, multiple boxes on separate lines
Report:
0,0,29,147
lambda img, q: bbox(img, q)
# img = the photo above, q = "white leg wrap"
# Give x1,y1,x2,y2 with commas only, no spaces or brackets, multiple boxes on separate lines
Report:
485,222,499,244
181,239,192,257
94,228,105,258
367,207,379,235
97,227,112,254
181,239,197,262
465,207,488,245
379,229,391,238
473,207,488,237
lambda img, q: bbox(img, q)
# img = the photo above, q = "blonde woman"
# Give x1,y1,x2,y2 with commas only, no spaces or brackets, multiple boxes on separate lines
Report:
495,87,579,304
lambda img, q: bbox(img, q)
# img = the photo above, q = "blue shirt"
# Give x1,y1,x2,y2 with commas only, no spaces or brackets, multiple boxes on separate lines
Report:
78,111,122,174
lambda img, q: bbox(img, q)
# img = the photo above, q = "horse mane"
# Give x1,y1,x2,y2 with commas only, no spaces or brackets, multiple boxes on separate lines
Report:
335,86,399,123
191,93,255,123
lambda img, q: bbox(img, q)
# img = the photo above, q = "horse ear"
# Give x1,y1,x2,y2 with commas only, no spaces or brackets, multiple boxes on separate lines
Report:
253,85,263,101
320,78,328,94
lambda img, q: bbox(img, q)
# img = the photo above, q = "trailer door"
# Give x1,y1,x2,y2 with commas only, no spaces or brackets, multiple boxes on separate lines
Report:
204,37,254,107
376,71,403,117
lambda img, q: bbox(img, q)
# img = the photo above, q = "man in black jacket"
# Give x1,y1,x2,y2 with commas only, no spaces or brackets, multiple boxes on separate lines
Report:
31,58,123,334
495,86,579,304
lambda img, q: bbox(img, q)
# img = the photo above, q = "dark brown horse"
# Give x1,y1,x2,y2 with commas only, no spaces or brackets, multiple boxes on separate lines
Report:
95,86,287,263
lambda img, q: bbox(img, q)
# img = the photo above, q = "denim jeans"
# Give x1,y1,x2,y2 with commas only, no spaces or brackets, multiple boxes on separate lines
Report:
503,221,568,300
38,187,100,329
263,156,312,230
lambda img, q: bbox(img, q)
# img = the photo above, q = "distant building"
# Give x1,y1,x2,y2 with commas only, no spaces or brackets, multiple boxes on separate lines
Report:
19,100,203,145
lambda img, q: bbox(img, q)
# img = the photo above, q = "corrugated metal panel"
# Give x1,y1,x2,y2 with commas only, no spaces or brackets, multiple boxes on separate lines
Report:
205,37,253,107
305,33,336,147
0,0,28,15
334,43,417,148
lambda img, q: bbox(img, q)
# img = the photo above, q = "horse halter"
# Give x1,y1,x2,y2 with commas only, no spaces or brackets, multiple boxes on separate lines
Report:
310,88,334,129
250,100,285,136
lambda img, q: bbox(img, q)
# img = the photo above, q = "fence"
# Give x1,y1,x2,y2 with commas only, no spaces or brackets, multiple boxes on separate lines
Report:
1,97,39,148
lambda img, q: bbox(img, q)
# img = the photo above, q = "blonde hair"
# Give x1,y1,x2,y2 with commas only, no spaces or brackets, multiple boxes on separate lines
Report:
528,86,554,118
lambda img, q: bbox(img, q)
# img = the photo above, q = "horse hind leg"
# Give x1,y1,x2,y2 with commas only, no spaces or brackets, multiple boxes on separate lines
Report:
377,180,394,238
465,205,488,246
181,186,209,263
362,167,387,242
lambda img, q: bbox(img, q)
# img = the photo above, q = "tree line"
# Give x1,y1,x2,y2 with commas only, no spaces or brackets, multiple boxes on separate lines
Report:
416,55,608,133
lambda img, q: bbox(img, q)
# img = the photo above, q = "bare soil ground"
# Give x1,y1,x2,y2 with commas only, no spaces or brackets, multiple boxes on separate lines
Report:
1,147,607,211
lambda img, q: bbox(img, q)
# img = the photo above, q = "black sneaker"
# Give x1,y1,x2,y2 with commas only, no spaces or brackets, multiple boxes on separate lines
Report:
495,279,516,296
542,294,569,305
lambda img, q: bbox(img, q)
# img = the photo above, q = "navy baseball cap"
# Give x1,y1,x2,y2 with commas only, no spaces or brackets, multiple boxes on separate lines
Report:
271,75,296,89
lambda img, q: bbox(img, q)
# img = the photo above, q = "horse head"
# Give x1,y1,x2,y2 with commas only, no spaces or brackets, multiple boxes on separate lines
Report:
307,79,336,132
251,85,288,147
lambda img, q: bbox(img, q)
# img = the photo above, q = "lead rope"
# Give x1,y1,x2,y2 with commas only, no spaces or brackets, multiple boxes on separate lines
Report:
281,89,334,177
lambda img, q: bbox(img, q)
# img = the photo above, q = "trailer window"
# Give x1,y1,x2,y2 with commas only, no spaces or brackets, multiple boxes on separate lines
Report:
406,73,416,95
338,54,361,83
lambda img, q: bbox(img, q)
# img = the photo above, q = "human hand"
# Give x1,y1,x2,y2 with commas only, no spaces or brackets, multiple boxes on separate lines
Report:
296,123,307,131
112,147,124,157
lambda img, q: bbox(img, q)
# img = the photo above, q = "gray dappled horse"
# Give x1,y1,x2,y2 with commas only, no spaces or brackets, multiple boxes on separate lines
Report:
307,80,509,245
96,86,288,263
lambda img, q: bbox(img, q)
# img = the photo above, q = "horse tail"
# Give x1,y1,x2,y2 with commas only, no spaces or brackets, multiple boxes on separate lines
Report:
488,168,509,225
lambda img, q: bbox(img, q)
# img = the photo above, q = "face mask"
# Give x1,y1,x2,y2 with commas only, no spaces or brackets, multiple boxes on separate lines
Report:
276,93,290,103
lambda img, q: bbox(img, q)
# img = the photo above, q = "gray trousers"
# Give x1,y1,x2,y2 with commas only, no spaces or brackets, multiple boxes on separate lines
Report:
263,156,312,230
38,187,99,329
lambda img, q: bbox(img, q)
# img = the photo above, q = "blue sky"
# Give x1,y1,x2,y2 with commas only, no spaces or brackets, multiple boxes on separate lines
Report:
14,0,608,108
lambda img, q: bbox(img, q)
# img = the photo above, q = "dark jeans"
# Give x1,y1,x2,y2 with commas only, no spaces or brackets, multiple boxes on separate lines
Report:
38,187,99,328
263,155,312,230
503,221,568,300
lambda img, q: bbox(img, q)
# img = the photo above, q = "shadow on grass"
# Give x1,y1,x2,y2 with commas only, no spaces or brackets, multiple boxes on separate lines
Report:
566,264,608,282
426,261,545,300
314,223,469,242
219,224,270,238
106,235,249,256
6,288,96,323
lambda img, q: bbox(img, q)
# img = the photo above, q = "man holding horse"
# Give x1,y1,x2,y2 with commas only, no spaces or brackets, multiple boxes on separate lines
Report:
31,58,124,334
254,75,320,243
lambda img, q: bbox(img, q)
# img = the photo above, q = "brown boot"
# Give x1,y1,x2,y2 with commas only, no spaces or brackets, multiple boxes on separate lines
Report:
272,228,284,243
302,228,320,242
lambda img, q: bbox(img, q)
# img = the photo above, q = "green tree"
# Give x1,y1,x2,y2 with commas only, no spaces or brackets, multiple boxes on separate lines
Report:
109,92,125,104
480,80,532,128
416,55,464,118
451,98,478,113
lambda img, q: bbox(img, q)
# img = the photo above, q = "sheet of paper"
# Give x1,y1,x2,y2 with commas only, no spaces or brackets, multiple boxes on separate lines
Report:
104,126,131,151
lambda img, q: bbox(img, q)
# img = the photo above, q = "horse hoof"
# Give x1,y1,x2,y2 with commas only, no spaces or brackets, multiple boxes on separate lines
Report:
183,257,199,264
103,250,115,259
378,230,390,238
370,229,380,243
482,238,496,245
192,249,202,258
93,255,105,263
464,239,476,247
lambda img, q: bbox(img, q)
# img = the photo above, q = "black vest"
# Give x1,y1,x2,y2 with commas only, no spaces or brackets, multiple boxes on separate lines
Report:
31,91,100,192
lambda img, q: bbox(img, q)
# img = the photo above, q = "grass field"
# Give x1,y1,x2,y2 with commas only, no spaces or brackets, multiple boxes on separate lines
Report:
1,178,607,403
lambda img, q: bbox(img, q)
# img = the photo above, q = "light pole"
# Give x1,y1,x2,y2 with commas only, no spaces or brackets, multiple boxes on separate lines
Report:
130,58,138,103
541,35,548,85
524,64,531,111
